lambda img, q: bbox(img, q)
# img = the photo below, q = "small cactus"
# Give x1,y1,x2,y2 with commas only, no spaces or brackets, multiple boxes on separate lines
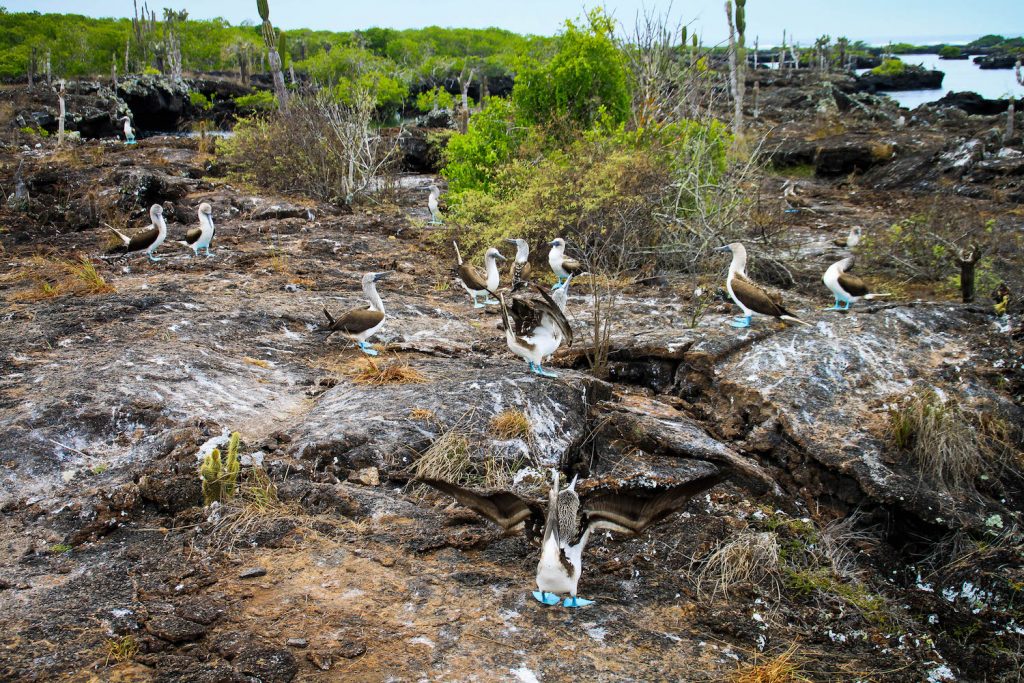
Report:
200,432,242,505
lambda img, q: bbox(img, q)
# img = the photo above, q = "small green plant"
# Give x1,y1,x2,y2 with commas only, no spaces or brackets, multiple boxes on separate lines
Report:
50,543,72,553
232,90,277,113
871,58,906,76
200,432,241,505
415,86,455,113
20,125,49,137
142,65,161,76
189,91,213,110
89,463,109,475
104,635,139,665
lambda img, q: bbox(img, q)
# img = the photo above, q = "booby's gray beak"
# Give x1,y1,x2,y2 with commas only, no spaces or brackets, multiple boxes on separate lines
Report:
373,271,393,282
714,245,732,252
548,241,557,247
506,239,519,244
494,252,507,261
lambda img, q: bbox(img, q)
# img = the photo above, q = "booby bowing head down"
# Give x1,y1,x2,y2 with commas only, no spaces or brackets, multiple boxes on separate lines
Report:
427,185,442,225
179,202,216,257
833,226,862,249
822,256,888,311
547,238,585,290
715,242,810,329
322,271,392,356
120,116,136,144
419,468,727,608
107,203,167,262
454,242,505,308
498,284,573,378
505,238,533,291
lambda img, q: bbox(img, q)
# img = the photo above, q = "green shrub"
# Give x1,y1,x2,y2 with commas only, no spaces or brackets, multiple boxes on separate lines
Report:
232,90,277,113
299,44,408,113
189,91,213,110
939,45,963,59
416,86,455,112
871,58,906,76
142,66,161,76
441,96,524,195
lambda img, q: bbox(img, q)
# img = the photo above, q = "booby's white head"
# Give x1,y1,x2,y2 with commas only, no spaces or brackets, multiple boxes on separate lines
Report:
428,184,440,198
715,242,747,275
149,203,165,225
549,237,567,257
198,202,213,224
362,270,392,287
506,238,529,262
484,247,506,264
848,226,862,247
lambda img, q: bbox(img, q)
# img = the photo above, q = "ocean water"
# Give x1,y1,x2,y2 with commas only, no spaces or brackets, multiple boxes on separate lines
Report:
857,54,1024,109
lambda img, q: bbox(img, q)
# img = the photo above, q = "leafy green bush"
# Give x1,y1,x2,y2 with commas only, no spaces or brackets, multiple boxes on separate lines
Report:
441,96,524,195
939,45,963,59
142,65,161,76
415,86,456,112
232,90,277,113
300,44,407,113
513,8,631,133
189,91,213,110
871,58,906,76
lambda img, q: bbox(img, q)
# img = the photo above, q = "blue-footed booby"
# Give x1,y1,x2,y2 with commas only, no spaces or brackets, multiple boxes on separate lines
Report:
427,185,442,225
498,284,572,378
322,271,391,355
506,238,532,290
833,226,862,248
454,242,505,308
178,202,216,257
822,256,888,310
716,243,809,328
419,469,726,607
121,116,136,145
548,238,585,290
107,204,167,261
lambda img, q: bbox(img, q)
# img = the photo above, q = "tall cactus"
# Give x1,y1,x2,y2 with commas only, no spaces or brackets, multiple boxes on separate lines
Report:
725,0,747,136
257,0,288,110
200,432,242,505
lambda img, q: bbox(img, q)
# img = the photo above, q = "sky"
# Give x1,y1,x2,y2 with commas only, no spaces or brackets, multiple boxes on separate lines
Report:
8,0,1024,46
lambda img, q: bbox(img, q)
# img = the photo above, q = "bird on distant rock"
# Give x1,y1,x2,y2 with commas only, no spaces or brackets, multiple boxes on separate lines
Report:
716,243,810,328
107,204,167,261
427,185,442,225
548,238,585,290
322,271,392,356
120,116,136,145
454,242,505,308
506,238,532,290
419,468,727,608
822,256,889,311
498,284,572,378
178,202,216,257
833,226,862,248
781,179,808,212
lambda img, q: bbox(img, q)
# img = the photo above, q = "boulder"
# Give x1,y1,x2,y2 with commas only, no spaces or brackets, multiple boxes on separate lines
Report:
117,75,191,131
929,91,1011,116
973,54,1019,69
855,68,944,93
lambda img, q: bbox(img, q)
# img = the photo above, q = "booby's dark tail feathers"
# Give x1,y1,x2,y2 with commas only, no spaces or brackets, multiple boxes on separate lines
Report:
863,293,891,300
780,314,812,327
322,308,336,327
453,241,464,266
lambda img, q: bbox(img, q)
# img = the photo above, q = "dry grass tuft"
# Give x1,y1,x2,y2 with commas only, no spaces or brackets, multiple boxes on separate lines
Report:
696,531,781,601
4,255,114,301
345,356,427,385
414,430,471,483
243,356,273,369
889,388,1008,490
210,467,308,549
104,635,139,665
731,645,812,683
489,409,531,440
409,408,435,421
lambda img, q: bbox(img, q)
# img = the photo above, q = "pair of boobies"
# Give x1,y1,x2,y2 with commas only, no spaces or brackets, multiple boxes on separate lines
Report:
420,468,727,608
454,242,506,308
717,243,810,328
498,278,573,378
322,271,392,355
107,203,216,261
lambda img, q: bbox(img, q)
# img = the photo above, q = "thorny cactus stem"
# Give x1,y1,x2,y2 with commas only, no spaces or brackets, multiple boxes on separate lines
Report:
257,0,288,110
224,432,241,499
200,448,224,505
725,0,746,137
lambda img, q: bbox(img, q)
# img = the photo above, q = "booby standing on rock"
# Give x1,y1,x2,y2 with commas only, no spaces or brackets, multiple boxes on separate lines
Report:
107,204,167,261
427,185,442,225
120,116,136,145
548,238,585,290
454,242,505,308
716,243,810,328
506,238,532,290
322,271,392,356
833,226,862,248
822,256,888,310
179,202,216,257
498,284,572,378
419,468,726,608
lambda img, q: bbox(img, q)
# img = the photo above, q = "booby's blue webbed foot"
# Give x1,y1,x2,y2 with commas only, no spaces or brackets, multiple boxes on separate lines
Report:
563,597,594,608
532,591,561,606
728,316,751,328
529,362,558,378
473,301,486,309
358,342,378,356
147,254,162,262
205,248,214,257
484,298,500,305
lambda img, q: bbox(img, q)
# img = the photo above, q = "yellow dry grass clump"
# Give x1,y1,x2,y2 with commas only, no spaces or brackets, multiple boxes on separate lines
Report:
345,356,427,385
731,645,812,683
409,408,435,421
489,409,531,440
104,635,139,665
696,531,781,601
414,430,471,483
3,254,114,301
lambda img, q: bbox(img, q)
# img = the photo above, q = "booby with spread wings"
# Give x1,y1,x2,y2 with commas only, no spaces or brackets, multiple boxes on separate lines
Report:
420,468,726,607
498,284,572,378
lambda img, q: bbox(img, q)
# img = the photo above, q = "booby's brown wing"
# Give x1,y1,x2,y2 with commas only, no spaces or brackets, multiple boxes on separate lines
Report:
732,273,793,318
561,257,585,276
419,478,545,543
580,472,725,537
532,284,573,347
837,273,869,297
458,263,489,292
120,226,160,253
324,307,384,335
833,237,848,247
184,227,203,245
509,260,532,284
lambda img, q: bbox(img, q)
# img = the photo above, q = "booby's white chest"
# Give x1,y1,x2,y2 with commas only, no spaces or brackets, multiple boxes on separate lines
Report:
535,534,579,595
822,265,850,301
726,274,753,316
